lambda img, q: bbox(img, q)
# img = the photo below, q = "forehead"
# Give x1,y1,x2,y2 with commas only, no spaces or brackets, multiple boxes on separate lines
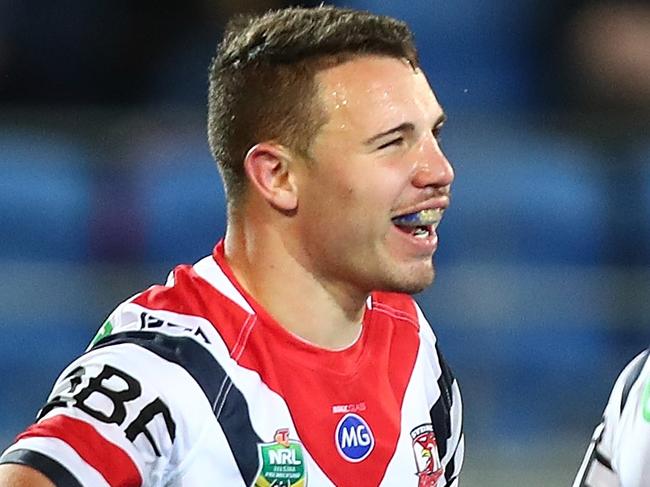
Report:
314,55,442,134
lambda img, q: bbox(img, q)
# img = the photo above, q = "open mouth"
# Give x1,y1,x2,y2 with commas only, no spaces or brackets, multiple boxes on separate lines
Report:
391,209,443,239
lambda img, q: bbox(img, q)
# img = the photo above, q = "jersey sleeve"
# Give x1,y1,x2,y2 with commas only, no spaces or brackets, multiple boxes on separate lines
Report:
432,345,465,487
573,349,650,487
414,301,464,487
0,331,209,487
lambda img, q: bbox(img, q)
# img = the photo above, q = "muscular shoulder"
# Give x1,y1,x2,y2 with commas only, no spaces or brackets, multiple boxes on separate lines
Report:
0,335,215,486
0,259,251,486
97,257,251,350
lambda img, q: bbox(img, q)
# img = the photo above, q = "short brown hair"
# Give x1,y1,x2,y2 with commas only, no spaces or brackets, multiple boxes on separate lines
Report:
207,6,419,205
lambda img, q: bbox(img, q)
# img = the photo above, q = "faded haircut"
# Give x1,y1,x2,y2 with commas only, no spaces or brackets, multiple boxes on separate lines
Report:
207,5,419,206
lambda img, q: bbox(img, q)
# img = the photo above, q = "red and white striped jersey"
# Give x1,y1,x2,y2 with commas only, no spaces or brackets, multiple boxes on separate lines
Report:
573,349,650,487
1,241,464,486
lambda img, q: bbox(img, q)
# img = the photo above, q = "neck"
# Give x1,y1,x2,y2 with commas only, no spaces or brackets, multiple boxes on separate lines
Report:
224,217,367,350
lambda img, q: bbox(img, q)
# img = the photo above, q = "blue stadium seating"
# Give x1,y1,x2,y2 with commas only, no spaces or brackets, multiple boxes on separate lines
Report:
0,132,91,261
129,132,227,265
435,118,607,265
333,0,543,110
417,117,613,439
0,319,90,447
632,141,650,264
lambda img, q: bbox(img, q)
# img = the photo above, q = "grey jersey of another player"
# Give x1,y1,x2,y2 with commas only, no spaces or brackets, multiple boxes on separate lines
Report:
573,349,650,487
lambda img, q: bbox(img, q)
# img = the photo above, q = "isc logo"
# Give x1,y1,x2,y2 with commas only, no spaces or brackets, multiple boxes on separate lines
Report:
335,413,374,462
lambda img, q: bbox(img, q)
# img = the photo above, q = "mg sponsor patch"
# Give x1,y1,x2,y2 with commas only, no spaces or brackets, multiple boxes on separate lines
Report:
254,428,306,487
410,424,443,487
335,413,374,462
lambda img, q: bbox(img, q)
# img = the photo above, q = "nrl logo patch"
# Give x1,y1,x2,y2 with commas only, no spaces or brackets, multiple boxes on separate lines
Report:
410,423,444,487
253,428,306,487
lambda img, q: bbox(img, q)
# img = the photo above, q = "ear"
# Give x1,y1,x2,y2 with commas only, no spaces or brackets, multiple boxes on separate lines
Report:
243,142,299,212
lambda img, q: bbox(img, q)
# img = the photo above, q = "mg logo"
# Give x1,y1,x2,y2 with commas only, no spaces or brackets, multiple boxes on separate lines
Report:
335,413,374,462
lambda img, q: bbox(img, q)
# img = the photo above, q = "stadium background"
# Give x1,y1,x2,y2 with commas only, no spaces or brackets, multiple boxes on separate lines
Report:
1,1,650,485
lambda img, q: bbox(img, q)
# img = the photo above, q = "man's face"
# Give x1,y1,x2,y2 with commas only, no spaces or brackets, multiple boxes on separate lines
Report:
292,55,453,296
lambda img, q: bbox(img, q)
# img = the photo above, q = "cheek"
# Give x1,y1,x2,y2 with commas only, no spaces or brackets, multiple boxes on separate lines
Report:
312,171,358,207
306,162,405,225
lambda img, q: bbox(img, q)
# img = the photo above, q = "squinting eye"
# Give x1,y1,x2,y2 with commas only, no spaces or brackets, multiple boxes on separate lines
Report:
377,137,404,150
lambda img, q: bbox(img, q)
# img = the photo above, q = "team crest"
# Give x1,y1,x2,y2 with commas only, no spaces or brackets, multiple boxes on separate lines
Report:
253,428,306,487
410,424,444,487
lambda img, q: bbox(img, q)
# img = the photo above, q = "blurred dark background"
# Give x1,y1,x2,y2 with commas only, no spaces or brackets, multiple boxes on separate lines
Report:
1,1,650,485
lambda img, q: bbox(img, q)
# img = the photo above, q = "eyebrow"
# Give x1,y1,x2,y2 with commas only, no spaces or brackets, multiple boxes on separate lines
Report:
363,113,447,146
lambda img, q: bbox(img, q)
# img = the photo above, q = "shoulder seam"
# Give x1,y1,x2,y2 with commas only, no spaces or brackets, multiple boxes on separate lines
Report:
371,302,420,330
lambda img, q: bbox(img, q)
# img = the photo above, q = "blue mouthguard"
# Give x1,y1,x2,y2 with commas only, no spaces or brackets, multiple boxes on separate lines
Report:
392,209,438,227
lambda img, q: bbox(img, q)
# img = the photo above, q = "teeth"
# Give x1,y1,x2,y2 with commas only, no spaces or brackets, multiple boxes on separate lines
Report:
392,208,442,228
413,227,430,238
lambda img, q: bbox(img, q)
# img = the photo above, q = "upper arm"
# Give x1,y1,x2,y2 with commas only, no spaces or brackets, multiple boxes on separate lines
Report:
0,337,202,486
0,463,56,487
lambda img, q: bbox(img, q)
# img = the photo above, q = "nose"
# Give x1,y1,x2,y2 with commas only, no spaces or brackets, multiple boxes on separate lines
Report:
412,134,454,189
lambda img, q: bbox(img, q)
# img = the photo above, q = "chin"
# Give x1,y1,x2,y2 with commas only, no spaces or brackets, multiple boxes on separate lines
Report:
379,266,436,295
